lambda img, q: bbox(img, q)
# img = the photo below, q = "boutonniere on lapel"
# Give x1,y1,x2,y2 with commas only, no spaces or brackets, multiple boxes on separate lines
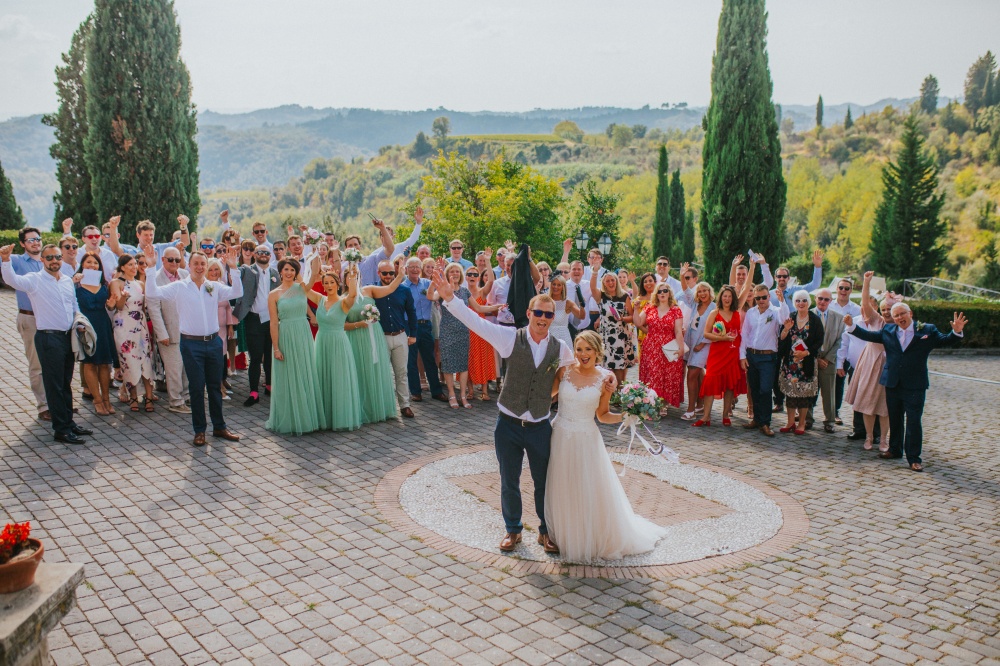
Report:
547,358,561,373
765,314,774,324
204,283,214,295
914,321,930,339
270,276,277,283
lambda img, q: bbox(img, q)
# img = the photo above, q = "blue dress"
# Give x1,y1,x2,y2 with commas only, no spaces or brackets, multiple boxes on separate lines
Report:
76,284,116,365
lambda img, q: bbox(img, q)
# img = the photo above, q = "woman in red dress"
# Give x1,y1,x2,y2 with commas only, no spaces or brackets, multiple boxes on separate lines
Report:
635,283,685,409
694,273,754,427
465,265,501,400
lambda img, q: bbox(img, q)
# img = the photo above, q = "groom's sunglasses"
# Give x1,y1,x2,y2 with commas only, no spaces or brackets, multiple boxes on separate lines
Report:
531,309,555,319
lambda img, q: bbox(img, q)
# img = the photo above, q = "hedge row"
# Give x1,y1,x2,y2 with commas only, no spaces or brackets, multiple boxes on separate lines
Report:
909,300,1000,348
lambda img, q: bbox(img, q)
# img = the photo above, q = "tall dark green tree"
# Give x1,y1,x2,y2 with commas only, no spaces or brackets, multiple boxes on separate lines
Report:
43,16,96,235
815,95,824,129
652,145,672,261
964,51,997,116
919,75,940,114
700,0,786,285
84,0,199,242
0,157,26,230
869,115,947,280
682,208,696,263
844,106,854,129
669,169,686,260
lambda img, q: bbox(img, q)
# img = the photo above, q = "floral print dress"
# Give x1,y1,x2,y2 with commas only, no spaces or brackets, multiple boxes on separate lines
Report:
112,279,155,393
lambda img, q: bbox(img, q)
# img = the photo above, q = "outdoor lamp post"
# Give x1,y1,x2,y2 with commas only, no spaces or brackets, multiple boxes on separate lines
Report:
597,233,612,257
575,229,589,261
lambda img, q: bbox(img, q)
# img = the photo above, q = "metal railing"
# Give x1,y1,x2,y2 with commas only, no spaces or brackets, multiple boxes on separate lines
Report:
903,277,1000,303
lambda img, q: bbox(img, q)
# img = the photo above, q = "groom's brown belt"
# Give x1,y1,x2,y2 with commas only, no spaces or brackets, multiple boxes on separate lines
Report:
499,412,549,428
746,348,775,354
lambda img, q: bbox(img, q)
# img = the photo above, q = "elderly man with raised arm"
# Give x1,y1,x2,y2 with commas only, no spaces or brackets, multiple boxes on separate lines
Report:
143,244,243,446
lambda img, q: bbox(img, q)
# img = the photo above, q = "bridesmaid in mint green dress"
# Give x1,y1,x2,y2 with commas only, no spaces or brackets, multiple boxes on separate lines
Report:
265,259,327,435
346,258,406,424
304,266,363,431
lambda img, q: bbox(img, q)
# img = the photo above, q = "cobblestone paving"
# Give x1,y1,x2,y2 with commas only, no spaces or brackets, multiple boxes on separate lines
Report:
1,290,998,665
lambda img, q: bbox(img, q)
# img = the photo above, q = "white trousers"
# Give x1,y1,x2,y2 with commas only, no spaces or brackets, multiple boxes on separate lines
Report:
384,332,410,410
16,312,47,412
157,340,189,407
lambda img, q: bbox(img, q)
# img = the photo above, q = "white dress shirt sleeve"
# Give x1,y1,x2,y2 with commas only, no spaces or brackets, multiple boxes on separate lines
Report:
442,295,517,357
390,224,422,259
144,269,180,301
760,263,774,289
739,309,752,360
1,262,35,293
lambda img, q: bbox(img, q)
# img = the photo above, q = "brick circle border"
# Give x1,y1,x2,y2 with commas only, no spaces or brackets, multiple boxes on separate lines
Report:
375,444,810,579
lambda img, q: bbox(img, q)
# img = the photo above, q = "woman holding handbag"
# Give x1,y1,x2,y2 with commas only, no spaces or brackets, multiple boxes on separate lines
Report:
634,282,685,410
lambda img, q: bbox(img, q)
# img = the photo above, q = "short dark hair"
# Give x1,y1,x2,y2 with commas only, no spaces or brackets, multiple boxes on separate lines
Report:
655,256,669,264
18,227,41,244
272,240,286,249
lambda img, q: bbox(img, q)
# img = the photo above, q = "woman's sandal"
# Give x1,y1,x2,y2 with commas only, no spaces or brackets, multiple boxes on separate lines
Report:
722,418,732,427
129,398,140,412
691,420,710,427
144,397,154,413
863,437,873,451
779,426,795,433
449,396,459,409
461,398,472,409
479,392,490,401
794,429,806,435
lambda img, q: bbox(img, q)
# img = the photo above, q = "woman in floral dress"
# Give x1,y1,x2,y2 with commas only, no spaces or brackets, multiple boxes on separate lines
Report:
110,254,155,413
635,283,686,409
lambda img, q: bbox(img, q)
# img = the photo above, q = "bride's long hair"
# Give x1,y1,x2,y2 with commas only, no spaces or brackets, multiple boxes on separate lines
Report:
574,330,605,366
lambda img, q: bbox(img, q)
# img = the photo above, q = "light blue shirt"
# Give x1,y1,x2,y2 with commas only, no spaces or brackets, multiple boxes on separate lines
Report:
770,266,822,309
405,277,433,321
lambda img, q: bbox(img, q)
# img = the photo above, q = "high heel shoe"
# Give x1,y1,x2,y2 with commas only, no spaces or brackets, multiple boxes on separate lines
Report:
692,419,710,427
778,426,795,433
794,429,806,435
722,418,732,427
461,397,472,409
448,396,459,409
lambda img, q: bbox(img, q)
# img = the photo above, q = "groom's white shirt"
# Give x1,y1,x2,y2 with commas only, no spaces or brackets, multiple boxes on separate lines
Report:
442,295,575,421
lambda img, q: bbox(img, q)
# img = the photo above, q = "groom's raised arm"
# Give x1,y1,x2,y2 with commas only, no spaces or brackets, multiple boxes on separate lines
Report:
436,271,517,357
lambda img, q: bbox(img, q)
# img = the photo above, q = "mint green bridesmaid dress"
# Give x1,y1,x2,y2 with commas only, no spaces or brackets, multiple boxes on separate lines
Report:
345,295,399,423
265,284,327,434
315,296,363,431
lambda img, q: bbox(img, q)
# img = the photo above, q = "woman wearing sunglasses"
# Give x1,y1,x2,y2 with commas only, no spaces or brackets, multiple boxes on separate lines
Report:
634,283,686,412
465,265,500,401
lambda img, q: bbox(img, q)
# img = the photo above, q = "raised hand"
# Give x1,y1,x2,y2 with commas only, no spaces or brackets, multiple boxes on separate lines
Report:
62,218,74,235
226,244,239,268
72,273,84,284
142,243,157,266
109,215,121,229
431,269,455,301
177,214,189,228
952,312,967,334
219,210,229,224
756,252,767,264
286,225,294,237
843,314,853,328
783,318,794,331
813,250,823,267
863,270,874,283
732,254,744,266
483,246,493,259
1,244,16,261
563,238,573,253
504,239,515,252
414,206,423,224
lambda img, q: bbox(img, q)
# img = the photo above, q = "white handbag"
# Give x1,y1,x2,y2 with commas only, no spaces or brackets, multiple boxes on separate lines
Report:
661,339,680,362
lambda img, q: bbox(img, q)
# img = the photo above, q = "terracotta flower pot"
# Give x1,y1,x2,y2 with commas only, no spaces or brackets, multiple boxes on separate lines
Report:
0,539,44,595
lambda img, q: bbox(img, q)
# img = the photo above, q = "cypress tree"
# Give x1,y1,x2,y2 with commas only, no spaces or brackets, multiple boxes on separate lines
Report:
43,16,96,235
669,169,686,260
700,0,786,285
0,156,27,231
653,145,672,260
84,0,200,242
869,115,946,281
919,75,940,114
682,208,696,263
964,52,997,116
844,106,854,130
816,95,824,129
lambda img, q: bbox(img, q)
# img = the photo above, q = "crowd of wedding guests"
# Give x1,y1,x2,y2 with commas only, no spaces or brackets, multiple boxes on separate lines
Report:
2,208,967,470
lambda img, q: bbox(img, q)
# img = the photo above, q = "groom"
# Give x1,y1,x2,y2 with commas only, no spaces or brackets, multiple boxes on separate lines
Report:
845,304,966,472
431,268,576,554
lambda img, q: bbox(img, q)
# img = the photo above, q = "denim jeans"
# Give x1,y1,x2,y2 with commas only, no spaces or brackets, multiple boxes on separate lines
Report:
180,335,226,434
494,414,552,535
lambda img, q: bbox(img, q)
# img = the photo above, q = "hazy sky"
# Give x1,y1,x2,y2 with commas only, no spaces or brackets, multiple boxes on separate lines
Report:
2,0,998,120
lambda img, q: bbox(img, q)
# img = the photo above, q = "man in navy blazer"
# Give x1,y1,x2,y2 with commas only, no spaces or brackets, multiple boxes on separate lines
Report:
846,304,967,472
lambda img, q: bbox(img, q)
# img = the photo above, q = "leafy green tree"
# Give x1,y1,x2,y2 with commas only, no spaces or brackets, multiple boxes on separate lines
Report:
409,131,433,159
652,146,672,261
574,180,623,268
43,15,96,235
432,116,451,141
682,208,696,262
869,115,947,280
982,236,1000,290
611,125,633,149
84,0,199,241
669,169,686,260
631,124,647,139
844,106,854,130
0,156,26,230
418,151,564,261
700,0,786,285
553,120,583,142
605,124,617,139
816,95,824,129
964,51,997,116
919,75,940,114
940,100,972,135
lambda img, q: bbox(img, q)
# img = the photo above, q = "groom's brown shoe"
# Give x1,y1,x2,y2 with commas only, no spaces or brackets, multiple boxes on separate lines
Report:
538,533,560,555
499,533,522,552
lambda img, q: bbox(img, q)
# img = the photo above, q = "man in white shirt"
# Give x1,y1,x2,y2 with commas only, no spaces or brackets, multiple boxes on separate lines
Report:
388,208,424,260
582,249,609,281
566,261,598,335
739,284,789,437
829,277,862,425
144,245,243,446
147,247,191,414
59,236,80,278
1,242,93,444
78,222,119,281
249,220,273,255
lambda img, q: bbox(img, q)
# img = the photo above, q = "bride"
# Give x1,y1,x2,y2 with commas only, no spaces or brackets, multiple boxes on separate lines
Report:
545,330,668,562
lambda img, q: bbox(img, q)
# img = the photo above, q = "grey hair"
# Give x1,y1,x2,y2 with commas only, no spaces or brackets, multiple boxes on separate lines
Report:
890,302,911,315
792,289,811,304
405,256,423,269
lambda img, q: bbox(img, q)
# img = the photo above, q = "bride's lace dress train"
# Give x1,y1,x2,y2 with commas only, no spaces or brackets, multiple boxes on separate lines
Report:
544,369,667,562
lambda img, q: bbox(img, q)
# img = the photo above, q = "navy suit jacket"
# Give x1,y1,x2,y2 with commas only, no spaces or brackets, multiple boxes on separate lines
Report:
849,322,960,390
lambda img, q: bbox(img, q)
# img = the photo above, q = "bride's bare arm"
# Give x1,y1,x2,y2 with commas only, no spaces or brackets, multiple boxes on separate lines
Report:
595,372,622,424
551,366,566,398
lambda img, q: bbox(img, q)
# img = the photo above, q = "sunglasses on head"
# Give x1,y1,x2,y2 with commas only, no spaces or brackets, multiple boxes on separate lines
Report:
42,254,61,261
531,309,555,319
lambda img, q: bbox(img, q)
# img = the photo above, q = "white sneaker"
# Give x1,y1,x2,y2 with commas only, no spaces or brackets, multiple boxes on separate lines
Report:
168,404,192,414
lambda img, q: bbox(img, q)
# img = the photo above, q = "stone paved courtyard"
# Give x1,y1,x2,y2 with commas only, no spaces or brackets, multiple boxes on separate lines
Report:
1,289,998,665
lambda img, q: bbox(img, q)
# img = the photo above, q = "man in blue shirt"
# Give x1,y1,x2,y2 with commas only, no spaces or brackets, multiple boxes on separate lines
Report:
374,259,419,417
447,239,473,270
770,250,824,309
8,227,49,419
401,257,446,405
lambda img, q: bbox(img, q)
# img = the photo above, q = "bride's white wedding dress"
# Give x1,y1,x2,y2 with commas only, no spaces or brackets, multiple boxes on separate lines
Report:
544,368,668,562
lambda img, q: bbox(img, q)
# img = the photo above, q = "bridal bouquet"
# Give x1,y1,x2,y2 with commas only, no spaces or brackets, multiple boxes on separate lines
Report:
611,381,665,421
611,381,679,474
342,248,363,264
361,303,381,364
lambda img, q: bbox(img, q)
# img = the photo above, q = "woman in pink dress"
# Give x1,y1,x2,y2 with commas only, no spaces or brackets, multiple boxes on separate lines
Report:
634,283,685,409
844,271,894,452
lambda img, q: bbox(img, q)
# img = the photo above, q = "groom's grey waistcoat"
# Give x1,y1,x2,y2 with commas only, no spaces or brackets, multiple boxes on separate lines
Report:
497,328,561,421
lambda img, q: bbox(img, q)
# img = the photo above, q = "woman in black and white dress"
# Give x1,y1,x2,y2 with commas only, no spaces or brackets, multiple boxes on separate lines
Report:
589,269,635,384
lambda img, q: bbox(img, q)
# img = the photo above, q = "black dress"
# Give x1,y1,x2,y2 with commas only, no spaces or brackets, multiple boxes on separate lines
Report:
76,284,116,365
778,312,824,409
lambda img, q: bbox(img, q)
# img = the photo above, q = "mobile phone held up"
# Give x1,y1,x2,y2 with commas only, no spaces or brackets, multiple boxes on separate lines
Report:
367,212,379,225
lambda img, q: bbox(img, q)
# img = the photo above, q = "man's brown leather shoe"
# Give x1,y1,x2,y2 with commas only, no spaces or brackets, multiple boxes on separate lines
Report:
742,420,760,430
401,407,414,418
537,533,560,554
760,425,775,437
212,429,241,441
499,532,522,552
193,432,206,446
410,394,423,402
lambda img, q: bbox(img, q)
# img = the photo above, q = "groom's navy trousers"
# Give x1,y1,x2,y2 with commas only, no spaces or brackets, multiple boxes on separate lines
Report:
495,413,551,535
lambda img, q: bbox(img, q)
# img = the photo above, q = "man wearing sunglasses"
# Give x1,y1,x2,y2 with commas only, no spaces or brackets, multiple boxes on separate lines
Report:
2,242,93,443
830,278,862,427
431,268,576,555
6,227,51,420
78,222,119,281
233,245,280,406
59,236,80,277
374,258,417,417
739,284,788,437
146,247,192,414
